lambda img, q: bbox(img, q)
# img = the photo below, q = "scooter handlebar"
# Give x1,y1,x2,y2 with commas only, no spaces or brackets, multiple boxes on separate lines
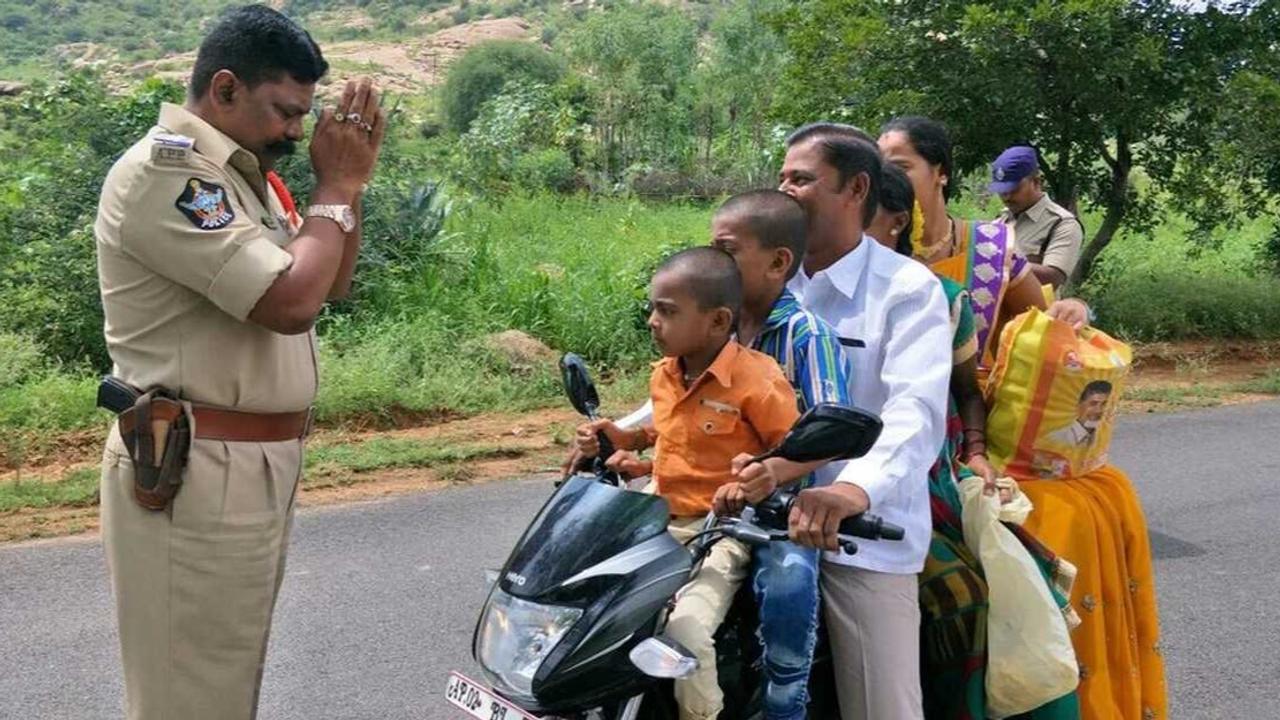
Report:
838,513,905,541
756,491,906,542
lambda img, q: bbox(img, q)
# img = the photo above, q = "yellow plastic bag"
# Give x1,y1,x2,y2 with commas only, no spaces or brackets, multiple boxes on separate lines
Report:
959,477,1079,717
985,308,1131,481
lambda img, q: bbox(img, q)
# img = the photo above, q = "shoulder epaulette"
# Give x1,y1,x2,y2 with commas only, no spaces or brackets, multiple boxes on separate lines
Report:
151,133,194,166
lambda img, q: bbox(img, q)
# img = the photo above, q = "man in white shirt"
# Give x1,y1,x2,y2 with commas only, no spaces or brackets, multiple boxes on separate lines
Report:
564,123,953,718
776,123,951,720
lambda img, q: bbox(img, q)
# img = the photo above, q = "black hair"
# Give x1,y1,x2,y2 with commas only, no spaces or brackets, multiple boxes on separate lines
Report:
881,115,955,202
190,5,328,100
714,190,808,280
784,122,881,227
655,247,743,327
1080,380,1113,401
878,163,916,256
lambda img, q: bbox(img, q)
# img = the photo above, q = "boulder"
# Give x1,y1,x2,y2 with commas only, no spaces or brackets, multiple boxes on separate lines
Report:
482,330,556,371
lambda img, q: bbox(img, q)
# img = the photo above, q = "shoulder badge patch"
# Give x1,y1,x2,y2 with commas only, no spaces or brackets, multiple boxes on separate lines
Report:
151,133,193,166
175,178,235,230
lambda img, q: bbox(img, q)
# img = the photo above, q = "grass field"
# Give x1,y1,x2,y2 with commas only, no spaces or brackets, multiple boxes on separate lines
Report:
0,192,1276,452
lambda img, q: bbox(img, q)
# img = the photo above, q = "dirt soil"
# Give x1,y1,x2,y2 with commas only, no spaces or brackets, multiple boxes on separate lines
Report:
122,17,536,95
3,340,1278,543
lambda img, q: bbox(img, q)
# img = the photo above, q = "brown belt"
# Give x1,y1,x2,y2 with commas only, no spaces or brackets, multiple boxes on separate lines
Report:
120,403,312,442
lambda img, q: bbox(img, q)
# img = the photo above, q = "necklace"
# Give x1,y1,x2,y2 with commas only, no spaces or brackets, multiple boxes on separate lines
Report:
913,214,957,261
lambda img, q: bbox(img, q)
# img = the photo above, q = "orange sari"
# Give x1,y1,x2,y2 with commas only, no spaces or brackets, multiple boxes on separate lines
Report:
1016,467,1167,720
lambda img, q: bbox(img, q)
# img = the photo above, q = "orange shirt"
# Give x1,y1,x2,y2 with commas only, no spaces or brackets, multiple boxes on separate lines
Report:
648,341,800,517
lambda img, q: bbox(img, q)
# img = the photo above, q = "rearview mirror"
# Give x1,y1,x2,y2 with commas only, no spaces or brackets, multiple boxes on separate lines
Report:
560,353,600,419
761,403,883,464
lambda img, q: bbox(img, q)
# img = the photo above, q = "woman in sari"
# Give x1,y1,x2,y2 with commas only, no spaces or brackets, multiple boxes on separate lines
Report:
879,116,1048,369
877,118,1167,720
871,165,1079,720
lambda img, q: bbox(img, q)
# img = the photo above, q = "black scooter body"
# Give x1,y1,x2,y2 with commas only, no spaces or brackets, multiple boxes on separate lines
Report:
474,476,692,715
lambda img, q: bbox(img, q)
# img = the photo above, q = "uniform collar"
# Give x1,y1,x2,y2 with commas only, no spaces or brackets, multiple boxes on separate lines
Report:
158,103,260,173
1019,193,1051,221
657,339,739,390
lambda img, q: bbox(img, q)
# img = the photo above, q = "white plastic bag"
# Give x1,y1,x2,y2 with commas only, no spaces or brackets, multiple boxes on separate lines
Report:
958,477,1078,718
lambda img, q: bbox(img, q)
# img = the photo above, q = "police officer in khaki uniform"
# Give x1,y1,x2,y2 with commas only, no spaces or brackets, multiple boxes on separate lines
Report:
94,6,384,718
990,145,1084,290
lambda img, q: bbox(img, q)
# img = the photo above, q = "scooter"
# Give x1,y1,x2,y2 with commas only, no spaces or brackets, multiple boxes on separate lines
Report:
445,354,903,720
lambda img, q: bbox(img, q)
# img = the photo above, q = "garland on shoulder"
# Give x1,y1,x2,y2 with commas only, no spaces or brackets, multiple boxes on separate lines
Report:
909,199,928,258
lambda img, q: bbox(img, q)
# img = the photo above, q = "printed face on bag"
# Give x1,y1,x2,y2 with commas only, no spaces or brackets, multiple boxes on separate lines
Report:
1076,382,1112,428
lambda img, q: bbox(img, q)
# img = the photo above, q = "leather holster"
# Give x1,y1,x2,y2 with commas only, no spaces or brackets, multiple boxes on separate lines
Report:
117,389,192,511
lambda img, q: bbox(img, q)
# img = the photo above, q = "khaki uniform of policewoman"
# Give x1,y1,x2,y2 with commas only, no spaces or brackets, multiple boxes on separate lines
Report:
95,102,317,720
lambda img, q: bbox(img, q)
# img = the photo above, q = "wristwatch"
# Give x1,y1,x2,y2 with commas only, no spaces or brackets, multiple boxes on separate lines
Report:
305,204,356,233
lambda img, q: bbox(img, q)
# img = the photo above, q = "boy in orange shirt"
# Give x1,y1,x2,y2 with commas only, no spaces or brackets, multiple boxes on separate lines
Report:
592,246,799,720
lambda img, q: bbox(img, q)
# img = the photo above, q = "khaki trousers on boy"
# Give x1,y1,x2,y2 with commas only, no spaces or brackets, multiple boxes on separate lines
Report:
664,516,751,720
101,427,303,720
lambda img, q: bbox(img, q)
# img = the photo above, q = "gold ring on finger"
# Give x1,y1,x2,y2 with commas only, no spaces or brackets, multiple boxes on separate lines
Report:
334,111,346,123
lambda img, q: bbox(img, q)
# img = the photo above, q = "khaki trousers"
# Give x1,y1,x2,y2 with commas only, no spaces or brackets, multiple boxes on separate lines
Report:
821,561,924,720
101,426,303,720
664,516,751,720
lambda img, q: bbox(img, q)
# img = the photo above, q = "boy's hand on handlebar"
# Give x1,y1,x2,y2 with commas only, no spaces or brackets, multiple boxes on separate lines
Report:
575,419,645,456
788,483,871,551
604,450,652,479
712,482,748,517
732,455,830,503
559,446,587,479
731,453,778,503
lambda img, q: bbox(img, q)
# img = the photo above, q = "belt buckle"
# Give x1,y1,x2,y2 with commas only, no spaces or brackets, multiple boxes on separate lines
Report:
301,407,316,439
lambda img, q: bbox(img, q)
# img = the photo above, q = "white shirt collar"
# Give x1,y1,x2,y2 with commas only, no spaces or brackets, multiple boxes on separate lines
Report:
793,235,872,300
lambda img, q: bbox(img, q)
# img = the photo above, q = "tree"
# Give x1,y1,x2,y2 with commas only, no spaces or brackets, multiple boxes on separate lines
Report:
774,0,1278,284
440,40,565,135
691,0,787,182
0,72,184,368
563,2,699,178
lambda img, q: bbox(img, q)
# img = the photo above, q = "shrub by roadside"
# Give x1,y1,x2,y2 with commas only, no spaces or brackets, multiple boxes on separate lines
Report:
1086,271,1280,341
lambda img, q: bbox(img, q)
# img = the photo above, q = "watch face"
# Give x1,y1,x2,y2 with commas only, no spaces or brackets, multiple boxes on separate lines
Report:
339,206,356,231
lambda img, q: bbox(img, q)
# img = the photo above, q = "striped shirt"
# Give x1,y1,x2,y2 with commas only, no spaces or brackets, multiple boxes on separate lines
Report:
751,289,853,411
750,289,853,489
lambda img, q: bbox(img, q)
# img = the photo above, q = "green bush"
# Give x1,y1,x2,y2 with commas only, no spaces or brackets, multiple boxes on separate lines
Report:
0,332,44,389
315,313,563,425
0,73,184,369
440,40,565,134
513,148,576,193
0,373,101,433
1086,271,1280,341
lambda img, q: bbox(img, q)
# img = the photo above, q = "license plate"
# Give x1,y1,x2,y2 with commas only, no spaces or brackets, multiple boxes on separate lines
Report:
445,671,541,720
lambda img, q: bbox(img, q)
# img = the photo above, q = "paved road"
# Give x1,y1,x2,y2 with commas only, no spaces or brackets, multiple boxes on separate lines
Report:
3,402,1279,719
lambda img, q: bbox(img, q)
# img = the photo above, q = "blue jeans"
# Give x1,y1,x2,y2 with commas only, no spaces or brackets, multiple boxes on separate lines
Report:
752,540,821,720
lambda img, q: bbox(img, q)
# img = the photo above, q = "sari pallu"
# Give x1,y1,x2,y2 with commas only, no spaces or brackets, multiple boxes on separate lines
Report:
928,219,1033,368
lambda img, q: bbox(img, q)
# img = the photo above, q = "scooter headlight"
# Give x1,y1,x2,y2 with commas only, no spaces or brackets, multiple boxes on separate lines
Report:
476,587,583,698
